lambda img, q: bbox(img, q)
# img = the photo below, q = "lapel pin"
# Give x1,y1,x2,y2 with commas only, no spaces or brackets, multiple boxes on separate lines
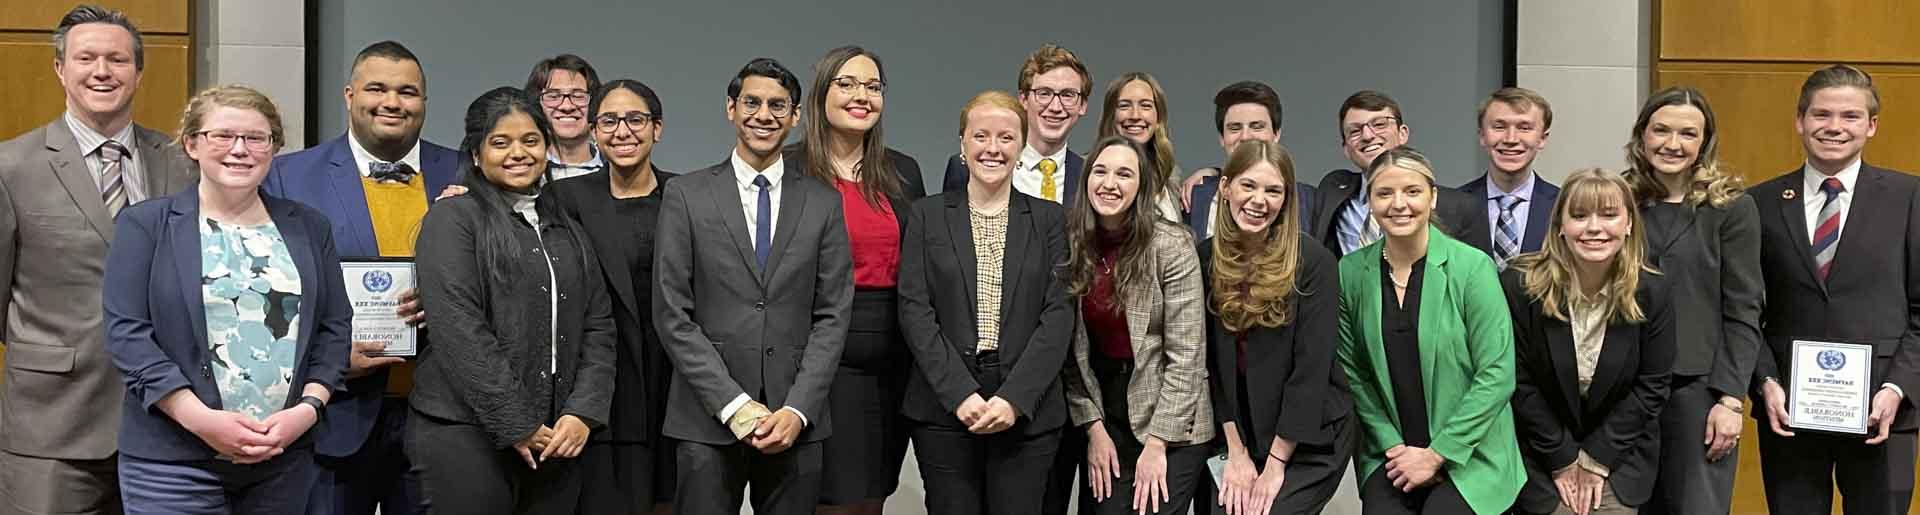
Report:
1783,188,1796,200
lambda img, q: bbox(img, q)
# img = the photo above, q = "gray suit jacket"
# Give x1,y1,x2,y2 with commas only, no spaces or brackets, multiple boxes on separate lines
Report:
1063,221,1213,445
651,161,852,445
0,119,193,459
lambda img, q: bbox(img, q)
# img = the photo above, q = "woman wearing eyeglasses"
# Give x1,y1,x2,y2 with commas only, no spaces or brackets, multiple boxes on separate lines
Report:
781,45,927,515
1097,72,1183,224
105,85,349,513
545,79,680,515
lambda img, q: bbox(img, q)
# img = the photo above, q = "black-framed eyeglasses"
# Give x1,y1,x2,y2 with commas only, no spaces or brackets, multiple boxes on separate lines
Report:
734,96,795,119
193,130,274,152
1024,87,1084,108
1344,116,1401,141
539,89,590,107
831,76,886,97
595,112,659,134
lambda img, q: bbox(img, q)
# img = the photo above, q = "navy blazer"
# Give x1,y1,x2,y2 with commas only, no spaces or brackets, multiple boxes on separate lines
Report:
941,150,1082,205
103,187,351,462
1184,171,1317,241
1457,173,1561,254
260,134,460,457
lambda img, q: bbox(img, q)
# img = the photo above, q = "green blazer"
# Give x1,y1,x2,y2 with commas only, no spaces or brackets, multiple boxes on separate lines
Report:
1336,227,1524,514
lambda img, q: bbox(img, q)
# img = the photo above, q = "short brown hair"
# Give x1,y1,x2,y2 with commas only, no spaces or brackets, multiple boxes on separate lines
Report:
1213,81,1282,135
1798,64,1880,116
53,5,144,70
1017,44,1091,96
1477,87,1553,130
175,85,286,152
1337,90,1404,132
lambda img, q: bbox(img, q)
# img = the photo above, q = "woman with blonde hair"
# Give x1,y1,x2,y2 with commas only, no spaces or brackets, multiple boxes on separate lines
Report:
1097,72,1183,223
1504,169,1675,515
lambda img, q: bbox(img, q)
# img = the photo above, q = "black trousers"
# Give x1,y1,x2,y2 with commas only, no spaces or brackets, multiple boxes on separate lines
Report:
1757,426,1916,515
1642,377,1735,515
672,439,822,515
1358,468,1474,515
1196,415,1355,515
1080,353,1206,515
406,410,580,515
310,396,422,515
913,424,1063,515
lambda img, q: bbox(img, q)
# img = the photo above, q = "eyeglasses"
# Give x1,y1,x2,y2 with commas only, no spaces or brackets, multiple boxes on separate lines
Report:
595,112,659,134
1344,116,1400,141
539,89,590,108
194,130,274,152
831,76,886,97
734,96,795,119
1024,87,1084,108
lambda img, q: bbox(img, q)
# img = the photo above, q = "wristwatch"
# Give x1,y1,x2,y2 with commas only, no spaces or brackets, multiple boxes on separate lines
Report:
298,395,327,418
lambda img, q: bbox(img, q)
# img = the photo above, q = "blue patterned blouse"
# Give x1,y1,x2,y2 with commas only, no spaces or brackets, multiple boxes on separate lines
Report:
200,217,302,420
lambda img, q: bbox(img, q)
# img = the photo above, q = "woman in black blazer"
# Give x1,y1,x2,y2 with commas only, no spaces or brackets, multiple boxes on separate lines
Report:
784,46,927,515
1504,169,1675,515
1201,140,1352,515
1619,87,1762,515
410,87,616,514
543,79,679,515
897,90,1072,515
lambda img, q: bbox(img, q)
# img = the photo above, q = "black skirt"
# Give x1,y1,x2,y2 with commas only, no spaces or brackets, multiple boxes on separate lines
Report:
819,289,913,504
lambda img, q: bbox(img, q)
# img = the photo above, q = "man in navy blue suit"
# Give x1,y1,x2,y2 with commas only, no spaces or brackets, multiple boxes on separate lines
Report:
1454,87,1561,270
1179,81,1318,240
941,44,1090,204
261,40,460,515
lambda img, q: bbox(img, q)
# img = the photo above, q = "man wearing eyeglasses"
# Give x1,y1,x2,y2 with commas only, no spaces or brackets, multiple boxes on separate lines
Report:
263,40,460,515
525,54,605,182
1303,90,1492,258
652,57,851,515
0,6,194,514
940,44,1091,206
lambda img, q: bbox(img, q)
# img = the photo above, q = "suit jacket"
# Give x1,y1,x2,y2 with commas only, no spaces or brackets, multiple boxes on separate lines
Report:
1309,169,1494,258
942,150,1083,205
1504,271,1675,512
261,134,460,457
1749,164,1920,431
1641,194,1762,397
103,188,350,461
652,161,852,445
1063,222,1212,445
1336,227,1524,515
783,143,929,230
897,190,1073,435
1202,233,1350,456
1182,171,1317,241
0,120,193,459
1457,173,1562,255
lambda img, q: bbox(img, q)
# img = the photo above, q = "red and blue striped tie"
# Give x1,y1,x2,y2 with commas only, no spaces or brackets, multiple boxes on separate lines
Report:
1812,177,1845,282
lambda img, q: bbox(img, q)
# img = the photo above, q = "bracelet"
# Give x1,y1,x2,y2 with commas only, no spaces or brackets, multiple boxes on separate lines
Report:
1267,452,1289,464
1718,399,1745,414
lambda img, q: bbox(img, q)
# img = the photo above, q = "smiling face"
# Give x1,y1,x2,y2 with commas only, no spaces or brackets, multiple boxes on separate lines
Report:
1223,160,1289,234
727,76,797,162
1479,100,1550,175
824,55,882,134
962,105,1024,189
1367,164,1435,238
541,69,591,142
186,106,277,191
476,109,547,192
1021,66,1087,147
1341,108,1406,171
1087,144,1142,224
1559,186,1632,266
1641,104,1705,178
1219,103,1278,153
54,22,142,125
1796,86,1877,173
1113,80,1158,145
592,88,660,171
344,56,426,148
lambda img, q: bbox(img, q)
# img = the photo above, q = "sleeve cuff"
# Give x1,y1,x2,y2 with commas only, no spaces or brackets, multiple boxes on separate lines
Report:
717,393,751,423
1576,450,1611,478
780,406,809,427
1883,383,1906,399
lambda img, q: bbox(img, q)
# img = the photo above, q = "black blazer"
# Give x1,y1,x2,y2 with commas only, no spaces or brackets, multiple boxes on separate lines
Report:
1200,234,1350,457
1640,194,1762,397
942,150,1083,204
544,168,677,444
1750,164,1920,430
897,190,1072,435
1458,174,1562,254
1504,271,1675,512
412,191,617,448
1308,169,1494,258
784,144,928,233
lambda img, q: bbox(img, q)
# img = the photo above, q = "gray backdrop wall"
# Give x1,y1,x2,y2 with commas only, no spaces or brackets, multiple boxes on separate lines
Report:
312,0,1508,190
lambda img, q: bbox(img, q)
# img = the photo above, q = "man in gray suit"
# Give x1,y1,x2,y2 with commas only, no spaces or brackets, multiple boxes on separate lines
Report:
651,57,851,515
0,5,194,514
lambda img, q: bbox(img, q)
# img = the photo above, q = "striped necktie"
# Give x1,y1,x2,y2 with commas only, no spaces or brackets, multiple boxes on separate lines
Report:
1813,177,1846,282
99,140,129,217
1495,194,1524,269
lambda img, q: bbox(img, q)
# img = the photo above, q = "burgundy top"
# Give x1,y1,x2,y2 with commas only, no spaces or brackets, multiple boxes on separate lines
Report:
1083,228,1132,360
837,178,900,289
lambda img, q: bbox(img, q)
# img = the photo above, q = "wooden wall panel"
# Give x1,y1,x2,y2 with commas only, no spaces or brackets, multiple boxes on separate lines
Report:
1661,0,1920,63
0,1,189,33
1657,62,1920,186
0,0,191,142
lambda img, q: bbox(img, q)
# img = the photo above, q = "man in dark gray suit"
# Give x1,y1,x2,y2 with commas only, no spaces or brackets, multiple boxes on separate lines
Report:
651,57,851,515
0,6,193,514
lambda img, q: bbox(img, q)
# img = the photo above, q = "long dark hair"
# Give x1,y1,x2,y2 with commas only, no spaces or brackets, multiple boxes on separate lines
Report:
457,86,585,287
794,46,901,207
1066,136,1176,310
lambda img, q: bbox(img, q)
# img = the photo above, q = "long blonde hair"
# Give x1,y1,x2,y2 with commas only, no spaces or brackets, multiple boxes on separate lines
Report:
1513,169,1653,323
1622,86,1743,208
1211,140,1303,332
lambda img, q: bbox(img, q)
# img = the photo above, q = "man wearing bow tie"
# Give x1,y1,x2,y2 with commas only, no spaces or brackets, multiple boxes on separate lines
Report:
262,40,460,515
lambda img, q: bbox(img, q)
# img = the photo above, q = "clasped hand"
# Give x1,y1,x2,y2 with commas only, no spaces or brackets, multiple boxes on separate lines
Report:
511,415,591,470
1382,444,1443,492
955,393,1017,434
180,403,319,465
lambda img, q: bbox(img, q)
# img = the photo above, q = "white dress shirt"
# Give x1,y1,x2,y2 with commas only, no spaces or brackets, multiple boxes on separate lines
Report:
716,149,809,426
1011,144,1069,203
1801,158,1861,245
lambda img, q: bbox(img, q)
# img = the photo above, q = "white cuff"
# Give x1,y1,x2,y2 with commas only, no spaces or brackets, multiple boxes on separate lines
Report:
717,393,752,423
1883,383,1907,400
780,406,809,427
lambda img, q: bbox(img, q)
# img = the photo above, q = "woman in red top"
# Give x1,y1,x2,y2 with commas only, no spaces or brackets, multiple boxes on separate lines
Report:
784,45,925,515
1062,136,1212,515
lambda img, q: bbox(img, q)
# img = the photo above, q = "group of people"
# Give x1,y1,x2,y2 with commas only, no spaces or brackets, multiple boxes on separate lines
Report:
1,4,1915,515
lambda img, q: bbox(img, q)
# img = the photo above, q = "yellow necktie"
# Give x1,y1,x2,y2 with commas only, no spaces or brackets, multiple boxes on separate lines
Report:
1038,158,1058,201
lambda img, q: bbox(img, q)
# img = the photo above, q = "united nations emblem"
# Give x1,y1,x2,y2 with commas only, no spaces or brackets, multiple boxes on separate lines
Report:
362,270,394,293
1818,349,1847,371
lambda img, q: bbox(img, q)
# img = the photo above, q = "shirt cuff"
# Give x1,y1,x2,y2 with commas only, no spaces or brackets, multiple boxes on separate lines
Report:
717,393,751,423
1575,450,1611,478
1883,383,1906,400
781,406,809,427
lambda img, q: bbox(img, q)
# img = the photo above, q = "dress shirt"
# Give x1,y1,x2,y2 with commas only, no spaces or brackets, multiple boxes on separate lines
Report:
1337,172,1373,255
1011,144,1069,203
64,111,147,204
547,144,606,181
1796,158,1903,399
1570,289,1610,397
346,130,423,178
1485,170,1539,248
716,149,808,426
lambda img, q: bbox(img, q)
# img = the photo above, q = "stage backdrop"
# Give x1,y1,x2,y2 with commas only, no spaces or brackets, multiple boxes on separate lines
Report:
311,0,1508,190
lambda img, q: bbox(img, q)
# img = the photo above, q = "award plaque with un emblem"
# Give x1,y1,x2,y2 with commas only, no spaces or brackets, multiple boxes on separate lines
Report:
1787,339,1874,434
340,257,418,357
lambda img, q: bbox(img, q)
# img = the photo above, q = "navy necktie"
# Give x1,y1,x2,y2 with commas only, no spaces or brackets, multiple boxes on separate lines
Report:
753,174,772,268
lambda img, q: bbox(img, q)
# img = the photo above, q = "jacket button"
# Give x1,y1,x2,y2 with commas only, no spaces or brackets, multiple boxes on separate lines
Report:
754,302,766,311
202,365,213,378
765,348,775,356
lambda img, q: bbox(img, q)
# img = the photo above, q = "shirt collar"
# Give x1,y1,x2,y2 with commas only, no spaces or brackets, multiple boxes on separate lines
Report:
1018,144,1069,172
731,148,785,187
345,130,423,178
63,111,135,157
1803,157,1863,195
548,143,603,168
1486,170,1538,201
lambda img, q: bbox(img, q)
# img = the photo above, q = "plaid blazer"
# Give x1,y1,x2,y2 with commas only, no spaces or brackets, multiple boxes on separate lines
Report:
1063,221,1214,445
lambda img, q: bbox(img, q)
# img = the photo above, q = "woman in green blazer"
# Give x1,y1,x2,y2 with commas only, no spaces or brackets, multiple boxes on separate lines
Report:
1336,146,1525,515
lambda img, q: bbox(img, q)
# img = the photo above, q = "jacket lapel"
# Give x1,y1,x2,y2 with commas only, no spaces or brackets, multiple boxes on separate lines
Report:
422,144,456,201
168,190,210,354
999,196,1032,321
1123,250,1157,364
1415,236,1452,405
944,192,980,317
44,122,116,243
1354,244,1399,427
1062,151,1083,206
321,139,380,257
585,174,642,321
134,126,182,198
1827,166,1885,288
268,198,319,377
1645,201,1699,260
763,172,809,284
1313,171,1360,246
1774,175,1823,294
706,164,763,286
1522,182,1557,252
1543,315,1582,422
1583,319,1636,421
